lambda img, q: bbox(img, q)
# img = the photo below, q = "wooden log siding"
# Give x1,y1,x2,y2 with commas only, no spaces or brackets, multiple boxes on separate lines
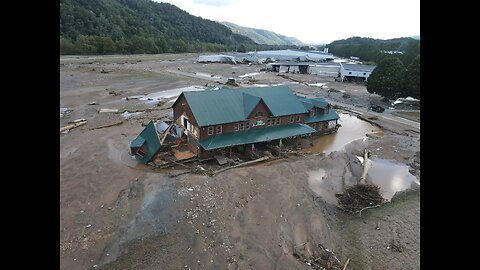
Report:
172,94,200,127
199,113,306,139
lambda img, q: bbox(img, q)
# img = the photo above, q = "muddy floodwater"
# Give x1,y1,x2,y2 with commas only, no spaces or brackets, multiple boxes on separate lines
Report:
303,113,383,154
367,158,420,200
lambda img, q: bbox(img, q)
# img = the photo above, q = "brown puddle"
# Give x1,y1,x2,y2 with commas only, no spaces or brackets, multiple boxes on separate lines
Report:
302,113,383,154
366,158,420,200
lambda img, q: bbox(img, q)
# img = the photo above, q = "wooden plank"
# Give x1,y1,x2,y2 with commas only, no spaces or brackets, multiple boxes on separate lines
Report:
214,154,228,165
160,122,174,145
60,120,87,133
212,156,270,175
90,121,123,130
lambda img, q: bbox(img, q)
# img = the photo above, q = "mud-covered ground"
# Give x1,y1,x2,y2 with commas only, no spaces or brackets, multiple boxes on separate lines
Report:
60,53,420,270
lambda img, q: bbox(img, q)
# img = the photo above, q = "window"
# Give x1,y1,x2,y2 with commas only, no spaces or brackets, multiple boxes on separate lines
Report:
234,123,239,131
290,116,294,123
267,119,271,126
296,115,300,122
349,72,352,74
216,125,222,134
255,111,263,117
246,122,250,129
208,126,214,135
136,144,147,158
240,123,244,130
310,110,315,117
276,118,280,125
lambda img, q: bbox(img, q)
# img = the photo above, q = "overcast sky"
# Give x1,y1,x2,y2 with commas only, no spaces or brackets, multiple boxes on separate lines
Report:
155,0,419,44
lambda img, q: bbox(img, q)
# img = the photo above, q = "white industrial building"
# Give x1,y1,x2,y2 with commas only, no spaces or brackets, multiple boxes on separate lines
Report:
266,62,340,77
339,63,376,82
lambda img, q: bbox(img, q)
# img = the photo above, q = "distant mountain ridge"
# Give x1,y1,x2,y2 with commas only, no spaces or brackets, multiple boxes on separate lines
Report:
328,36,416,47
221,22,304,46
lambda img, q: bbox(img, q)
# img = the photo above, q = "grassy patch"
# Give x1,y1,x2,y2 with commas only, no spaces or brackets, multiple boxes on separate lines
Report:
334,190,419,267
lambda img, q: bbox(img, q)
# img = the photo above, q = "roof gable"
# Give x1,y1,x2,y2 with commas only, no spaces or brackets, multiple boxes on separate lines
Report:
242,92,261,118
299,96,329,109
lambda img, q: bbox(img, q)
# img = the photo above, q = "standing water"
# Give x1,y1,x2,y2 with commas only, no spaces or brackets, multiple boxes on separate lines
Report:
366,158,420,200
302,113,383,154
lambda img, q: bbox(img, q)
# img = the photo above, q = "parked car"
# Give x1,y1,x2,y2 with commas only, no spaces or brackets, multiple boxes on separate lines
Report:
368,105,385,113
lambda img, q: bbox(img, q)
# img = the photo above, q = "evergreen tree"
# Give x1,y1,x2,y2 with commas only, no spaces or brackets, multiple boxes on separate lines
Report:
403,55,420,99
367,57,406,100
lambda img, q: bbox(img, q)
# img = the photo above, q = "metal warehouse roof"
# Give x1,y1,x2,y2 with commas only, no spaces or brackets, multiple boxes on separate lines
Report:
198,123,315,150
304,109,340,123
340,63,376,72
197,54,236,64
270,62,340,67
181,85,308,127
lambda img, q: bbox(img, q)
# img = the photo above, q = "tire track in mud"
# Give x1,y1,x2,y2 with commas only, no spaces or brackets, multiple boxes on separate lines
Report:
98,177,186,268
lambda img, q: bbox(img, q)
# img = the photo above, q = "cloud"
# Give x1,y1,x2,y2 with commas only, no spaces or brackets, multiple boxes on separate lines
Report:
193,0,237,7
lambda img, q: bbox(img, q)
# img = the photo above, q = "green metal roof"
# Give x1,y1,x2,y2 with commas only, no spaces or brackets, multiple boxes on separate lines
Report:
238,86,308,116
130,136,146,148
198,123,315,150
130,121,161,164
299,97,329,109
182,85,308,127
304,109,340,123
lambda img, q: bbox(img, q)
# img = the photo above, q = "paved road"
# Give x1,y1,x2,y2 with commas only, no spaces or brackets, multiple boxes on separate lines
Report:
325,99,420,131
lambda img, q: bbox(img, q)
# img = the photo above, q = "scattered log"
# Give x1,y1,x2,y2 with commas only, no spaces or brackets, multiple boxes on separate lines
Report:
359,150,371,184
167,158,193,169
211,156,270,175
354,204,381,217
60,120,87,133
90,121,123,130
343,258,351,270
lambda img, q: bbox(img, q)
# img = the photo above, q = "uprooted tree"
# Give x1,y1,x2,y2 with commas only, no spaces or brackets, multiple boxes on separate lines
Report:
337,184,385,213
337,150,385,214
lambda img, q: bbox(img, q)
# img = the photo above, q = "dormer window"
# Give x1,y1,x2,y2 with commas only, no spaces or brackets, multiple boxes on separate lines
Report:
255,111,263,118
310,110,315,117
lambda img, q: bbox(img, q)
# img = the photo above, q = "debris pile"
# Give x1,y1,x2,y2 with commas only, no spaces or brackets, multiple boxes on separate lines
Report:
294,243,350,270
336,184,385,214
60,107,72,118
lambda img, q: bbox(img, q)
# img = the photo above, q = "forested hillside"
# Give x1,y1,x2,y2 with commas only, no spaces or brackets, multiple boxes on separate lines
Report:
327,36,419,66
60,0,260,54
